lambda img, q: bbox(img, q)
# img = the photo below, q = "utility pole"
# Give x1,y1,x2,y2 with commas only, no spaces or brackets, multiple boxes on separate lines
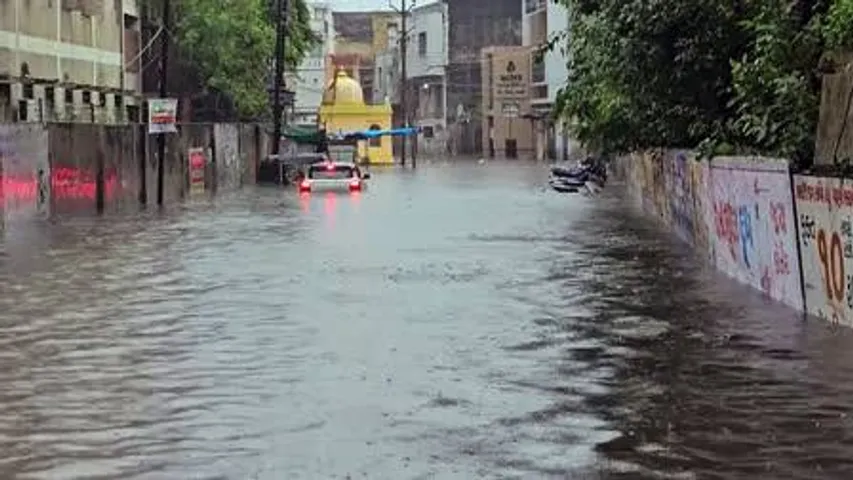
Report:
390,0,414,166
272,0,288,156
156,0,170,206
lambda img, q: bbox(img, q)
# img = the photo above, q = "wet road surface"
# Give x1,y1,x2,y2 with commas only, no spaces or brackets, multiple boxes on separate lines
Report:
1,161,853,479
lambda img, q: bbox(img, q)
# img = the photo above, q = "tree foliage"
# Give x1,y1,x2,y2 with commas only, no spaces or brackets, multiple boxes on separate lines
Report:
554,0,841,164
159,0,317,118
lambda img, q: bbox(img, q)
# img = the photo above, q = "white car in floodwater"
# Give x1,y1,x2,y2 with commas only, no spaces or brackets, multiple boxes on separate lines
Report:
298,160,370,193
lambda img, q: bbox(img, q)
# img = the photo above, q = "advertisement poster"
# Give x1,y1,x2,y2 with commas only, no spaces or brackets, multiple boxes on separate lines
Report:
793,175,853,325
148,98,178,134
188,147,206,195
707,156,802,309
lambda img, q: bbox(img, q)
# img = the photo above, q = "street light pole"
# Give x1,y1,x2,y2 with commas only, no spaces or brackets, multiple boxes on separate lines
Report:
156,0,170,206
271,0,288,156
390,0,414,167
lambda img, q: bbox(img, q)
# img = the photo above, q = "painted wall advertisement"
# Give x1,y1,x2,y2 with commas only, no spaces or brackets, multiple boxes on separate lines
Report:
494,57,528,99
188,147,206,195
148,98,178,134
793,176,853,325
690,159,711,256
667,151,695,244
707,157,802,310
0,124,50,222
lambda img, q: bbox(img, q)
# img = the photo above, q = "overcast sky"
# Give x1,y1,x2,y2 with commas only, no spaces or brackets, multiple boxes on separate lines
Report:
330,0,390,11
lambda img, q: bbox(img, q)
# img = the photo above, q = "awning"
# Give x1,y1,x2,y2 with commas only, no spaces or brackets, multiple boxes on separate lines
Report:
338,127,419,140
282,124,325,144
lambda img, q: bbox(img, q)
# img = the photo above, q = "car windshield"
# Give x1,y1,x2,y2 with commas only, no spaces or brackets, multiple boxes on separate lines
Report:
308,165,353,180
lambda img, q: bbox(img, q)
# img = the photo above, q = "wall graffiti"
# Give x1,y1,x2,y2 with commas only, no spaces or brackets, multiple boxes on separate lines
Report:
668,151,695,243
706,157,802,309
651,151,669,223
639,152,655,212
1,168,118,201
0,124,49,221
690,160,711,257
793,175,853,325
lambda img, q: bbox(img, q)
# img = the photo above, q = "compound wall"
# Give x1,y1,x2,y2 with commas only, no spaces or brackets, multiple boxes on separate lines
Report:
616,151,806,314
0,122,267,231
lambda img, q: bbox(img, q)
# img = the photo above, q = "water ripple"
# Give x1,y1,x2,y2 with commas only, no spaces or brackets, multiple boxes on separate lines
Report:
0,165,852,478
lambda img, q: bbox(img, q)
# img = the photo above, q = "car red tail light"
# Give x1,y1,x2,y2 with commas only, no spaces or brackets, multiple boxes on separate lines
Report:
349,178,361,190
299,179,310,191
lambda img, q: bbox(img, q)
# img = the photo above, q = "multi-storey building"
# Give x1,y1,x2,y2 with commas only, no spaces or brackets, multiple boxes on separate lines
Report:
404,0,448,155
332,11,398,105
372,22,399,106
447,0,521,154
0,0,143,123
291,2,335,125
481,45,534,159
522,0,575,160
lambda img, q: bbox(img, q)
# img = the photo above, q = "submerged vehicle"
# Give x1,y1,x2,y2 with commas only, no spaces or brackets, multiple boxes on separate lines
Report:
298,160,371,193
548,156,608,194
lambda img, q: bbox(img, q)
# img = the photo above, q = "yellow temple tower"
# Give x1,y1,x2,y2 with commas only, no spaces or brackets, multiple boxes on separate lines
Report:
318,69,393,165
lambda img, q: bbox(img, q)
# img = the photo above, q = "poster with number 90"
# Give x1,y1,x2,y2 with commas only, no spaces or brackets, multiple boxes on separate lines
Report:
793,175,853,325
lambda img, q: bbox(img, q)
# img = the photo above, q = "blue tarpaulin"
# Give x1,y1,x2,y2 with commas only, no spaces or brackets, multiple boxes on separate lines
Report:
337,127,418,140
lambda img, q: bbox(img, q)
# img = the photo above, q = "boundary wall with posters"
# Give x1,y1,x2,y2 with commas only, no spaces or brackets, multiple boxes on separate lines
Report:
0,122,269,232
612,151,841,318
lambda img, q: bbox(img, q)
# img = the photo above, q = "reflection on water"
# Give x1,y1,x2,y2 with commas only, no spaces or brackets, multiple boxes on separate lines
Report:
0,162,851,479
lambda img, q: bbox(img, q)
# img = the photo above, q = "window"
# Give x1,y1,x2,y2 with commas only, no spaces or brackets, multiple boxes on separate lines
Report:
418,32,427,57
525,0,545,14
532,54,545,83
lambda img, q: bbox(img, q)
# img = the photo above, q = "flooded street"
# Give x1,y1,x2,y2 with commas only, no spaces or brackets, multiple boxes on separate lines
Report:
2,161,853,479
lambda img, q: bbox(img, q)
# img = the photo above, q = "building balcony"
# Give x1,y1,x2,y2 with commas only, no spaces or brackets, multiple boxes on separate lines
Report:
532,58,545,84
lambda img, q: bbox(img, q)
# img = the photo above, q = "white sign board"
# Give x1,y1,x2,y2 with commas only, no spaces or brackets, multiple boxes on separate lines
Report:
148,98,178,134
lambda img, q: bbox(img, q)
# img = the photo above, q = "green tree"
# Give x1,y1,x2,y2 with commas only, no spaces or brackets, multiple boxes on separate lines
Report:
154,0,318,118
553,0,837,165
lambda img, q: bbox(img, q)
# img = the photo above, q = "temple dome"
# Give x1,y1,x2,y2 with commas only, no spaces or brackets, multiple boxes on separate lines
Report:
322,70,364,105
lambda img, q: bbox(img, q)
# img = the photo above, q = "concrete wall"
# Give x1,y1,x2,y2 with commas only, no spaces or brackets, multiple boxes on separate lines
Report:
481,46,534,158
793,175,853,325
614,148,853,329
615,152,805,313
0,122,267,230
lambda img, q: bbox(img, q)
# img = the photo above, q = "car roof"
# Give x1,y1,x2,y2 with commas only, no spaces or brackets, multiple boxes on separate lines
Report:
309,161,356,168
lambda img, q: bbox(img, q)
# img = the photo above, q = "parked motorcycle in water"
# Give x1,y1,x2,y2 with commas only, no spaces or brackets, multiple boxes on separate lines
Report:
548,156,608,194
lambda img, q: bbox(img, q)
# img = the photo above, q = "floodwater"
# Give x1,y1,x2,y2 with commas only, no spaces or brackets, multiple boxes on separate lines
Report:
0,161,852,480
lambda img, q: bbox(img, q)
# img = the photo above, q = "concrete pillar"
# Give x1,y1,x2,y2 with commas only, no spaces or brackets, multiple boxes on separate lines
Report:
104,93,116,123
90,91,101,123
54,87,67,122
10,82,23,121
32,85,46,122
535,120,545,162
71,89,84,121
